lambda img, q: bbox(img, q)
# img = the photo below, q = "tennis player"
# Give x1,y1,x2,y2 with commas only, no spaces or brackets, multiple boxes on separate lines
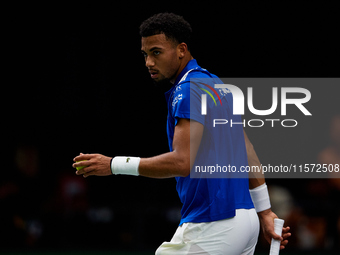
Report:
73,13,290,254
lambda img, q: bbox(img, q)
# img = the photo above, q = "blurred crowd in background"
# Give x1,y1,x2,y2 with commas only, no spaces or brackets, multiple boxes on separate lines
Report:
3,1,339,253
1,114,339,252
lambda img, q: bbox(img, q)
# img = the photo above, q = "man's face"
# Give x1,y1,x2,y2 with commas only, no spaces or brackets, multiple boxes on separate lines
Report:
141,34,180,84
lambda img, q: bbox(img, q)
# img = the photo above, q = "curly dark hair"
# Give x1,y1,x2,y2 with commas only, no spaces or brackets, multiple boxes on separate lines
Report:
139,13,192,50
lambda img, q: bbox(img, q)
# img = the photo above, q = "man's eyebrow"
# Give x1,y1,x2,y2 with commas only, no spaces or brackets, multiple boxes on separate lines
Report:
149,47,162,51
141,47,163,54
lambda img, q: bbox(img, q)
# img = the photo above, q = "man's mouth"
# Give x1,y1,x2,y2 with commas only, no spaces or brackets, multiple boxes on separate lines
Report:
149,70,159,79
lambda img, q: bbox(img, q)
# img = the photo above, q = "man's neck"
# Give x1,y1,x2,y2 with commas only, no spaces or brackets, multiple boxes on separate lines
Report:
170,55,194,84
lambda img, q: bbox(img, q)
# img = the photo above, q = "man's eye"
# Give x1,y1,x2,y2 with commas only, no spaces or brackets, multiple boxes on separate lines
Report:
142,52,147,58
154,51,160,56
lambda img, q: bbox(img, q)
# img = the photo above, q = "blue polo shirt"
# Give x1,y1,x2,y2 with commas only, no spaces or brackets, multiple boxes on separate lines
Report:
164,59,254,225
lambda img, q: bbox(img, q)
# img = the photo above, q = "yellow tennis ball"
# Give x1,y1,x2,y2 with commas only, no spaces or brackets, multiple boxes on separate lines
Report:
76,160,87,171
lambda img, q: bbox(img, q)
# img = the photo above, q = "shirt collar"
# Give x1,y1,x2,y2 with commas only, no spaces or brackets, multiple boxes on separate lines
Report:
173,59,199,86
164,59,199,101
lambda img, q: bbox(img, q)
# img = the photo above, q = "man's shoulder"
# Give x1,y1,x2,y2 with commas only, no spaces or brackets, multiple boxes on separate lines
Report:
177,67,217,88
181,67,217,82
176,69,221,97
171,65,222,107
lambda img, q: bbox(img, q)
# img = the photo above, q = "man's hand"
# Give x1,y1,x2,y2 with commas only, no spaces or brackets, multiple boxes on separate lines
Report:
258,209,291,250
73,153,112,178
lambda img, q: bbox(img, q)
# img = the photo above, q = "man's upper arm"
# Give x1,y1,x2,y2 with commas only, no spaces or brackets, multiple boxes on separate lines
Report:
173,118,204,175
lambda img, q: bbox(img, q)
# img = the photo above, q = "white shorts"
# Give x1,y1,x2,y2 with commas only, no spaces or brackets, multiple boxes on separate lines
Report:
156,209,259,255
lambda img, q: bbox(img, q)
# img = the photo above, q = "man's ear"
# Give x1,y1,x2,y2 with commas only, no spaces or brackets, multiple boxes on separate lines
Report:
177,43,188,59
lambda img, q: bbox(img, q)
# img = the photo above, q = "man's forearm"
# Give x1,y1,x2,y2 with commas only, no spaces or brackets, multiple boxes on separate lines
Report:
243,130,265,189
111,119,201,179
138,151,190,178
243,130,271,214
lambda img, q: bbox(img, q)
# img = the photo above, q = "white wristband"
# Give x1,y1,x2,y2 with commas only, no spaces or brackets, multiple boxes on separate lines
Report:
111,156,140,176
249,183,271,212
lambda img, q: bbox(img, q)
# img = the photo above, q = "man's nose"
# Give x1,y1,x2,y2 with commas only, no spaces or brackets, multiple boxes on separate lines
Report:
145,56,155,68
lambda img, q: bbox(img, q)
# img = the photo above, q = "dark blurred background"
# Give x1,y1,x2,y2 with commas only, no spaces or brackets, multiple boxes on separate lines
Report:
2,1,339,254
